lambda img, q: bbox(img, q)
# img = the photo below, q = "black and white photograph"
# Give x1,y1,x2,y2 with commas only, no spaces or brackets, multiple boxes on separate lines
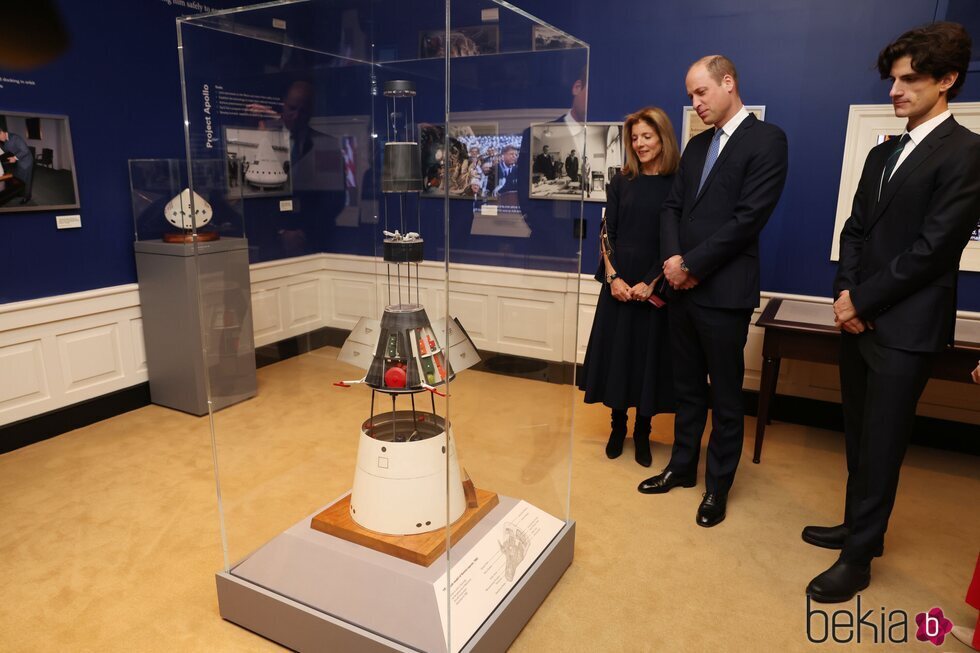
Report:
531,25,582,51
419,25,499,58
223,127,292,198
529,121,622,203
0,112,79,213
419,123,523,200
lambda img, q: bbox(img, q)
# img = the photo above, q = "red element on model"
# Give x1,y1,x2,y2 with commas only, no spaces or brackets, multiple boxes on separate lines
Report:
334,381,351,387
384,364,407,388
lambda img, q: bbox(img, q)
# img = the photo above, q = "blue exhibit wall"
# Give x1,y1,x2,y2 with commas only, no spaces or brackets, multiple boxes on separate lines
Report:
2,0,979,311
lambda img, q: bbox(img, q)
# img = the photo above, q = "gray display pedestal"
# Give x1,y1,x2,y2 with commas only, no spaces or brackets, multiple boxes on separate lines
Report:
134,237,256,415
216,495,575,652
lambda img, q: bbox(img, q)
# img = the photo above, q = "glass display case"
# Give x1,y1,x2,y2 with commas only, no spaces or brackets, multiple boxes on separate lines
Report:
177,1,588,649
129,159,255,415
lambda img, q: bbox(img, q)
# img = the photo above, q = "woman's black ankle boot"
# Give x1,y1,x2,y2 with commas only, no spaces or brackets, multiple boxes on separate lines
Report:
633,414,652,467
606,409,628,459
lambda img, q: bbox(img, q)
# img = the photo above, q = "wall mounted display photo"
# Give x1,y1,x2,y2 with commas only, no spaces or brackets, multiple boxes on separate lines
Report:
529,121,622,203
680,105,766,149
419,25,499,58
420,122,522,200
223,127,292,198
0,111,79,213
531,25,581,51
830,102,980,272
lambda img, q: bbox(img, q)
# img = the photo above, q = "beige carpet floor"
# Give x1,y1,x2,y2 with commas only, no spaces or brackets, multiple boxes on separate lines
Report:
1,347,978,652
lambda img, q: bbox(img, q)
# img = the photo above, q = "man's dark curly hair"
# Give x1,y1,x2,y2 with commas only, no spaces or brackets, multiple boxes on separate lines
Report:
877,22,972,100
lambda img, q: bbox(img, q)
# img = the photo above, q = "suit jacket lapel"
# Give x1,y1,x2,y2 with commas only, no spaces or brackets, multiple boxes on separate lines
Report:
692,113,756,208
868,116,956,231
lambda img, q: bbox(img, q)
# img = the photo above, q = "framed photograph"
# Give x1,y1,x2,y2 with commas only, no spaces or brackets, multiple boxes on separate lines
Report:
830,102,980,272
223,127,292,198
0,111,79,213
529,121,622,203
680,105,766,149
531,25,582,51
419,122,523,201
419,25,499,58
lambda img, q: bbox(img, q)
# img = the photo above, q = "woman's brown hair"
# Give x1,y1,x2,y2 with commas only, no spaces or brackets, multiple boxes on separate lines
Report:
621,106,679,179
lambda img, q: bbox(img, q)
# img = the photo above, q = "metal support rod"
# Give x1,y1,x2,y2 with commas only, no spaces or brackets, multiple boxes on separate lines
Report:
410,393,418,440
391,394,397,440
370,390,375,430
431,391,436,415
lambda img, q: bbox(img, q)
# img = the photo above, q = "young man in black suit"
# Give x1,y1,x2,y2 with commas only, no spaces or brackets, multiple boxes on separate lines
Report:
805,22,980,603
637,56,788,528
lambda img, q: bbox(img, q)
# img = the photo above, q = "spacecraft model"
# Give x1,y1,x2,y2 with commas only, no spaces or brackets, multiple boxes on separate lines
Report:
332,80,480,537
243,133,289,188
162,187,217,243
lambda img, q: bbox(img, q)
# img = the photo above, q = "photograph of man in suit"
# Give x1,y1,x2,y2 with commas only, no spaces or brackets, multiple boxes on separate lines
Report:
565,149,580,183
534,144,557,180
638,55,788,530
805,21,980,603
0,126,34,204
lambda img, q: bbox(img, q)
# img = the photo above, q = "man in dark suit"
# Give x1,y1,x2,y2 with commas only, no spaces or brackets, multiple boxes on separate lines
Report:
637,55,788,529
805,22,980,603
0,126,35,203
565,149,580,183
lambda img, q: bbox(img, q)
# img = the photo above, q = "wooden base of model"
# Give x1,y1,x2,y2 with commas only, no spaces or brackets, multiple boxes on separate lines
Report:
311,487,499,566
163,231,219,243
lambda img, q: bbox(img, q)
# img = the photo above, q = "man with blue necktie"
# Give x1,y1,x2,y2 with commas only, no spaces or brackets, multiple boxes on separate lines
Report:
638,55,788,529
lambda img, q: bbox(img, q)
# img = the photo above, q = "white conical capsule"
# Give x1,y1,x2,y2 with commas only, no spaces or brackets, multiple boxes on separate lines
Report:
244,134,288,187
164,188,213,229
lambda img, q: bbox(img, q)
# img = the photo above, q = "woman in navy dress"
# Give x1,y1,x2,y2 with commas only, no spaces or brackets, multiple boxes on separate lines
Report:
578,107,678,467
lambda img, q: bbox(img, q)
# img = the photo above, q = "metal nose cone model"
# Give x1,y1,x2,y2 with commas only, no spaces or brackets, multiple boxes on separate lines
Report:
336,231,480,536
333,86,480,535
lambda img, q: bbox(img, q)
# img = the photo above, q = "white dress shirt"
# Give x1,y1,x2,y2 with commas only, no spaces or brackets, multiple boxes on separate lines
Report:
889,109,952,179
716,105,751,154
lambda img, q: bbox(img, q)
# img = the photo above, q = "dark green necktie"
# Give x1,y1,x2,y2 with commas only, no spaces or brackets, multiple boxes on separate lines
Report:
878,133,910,199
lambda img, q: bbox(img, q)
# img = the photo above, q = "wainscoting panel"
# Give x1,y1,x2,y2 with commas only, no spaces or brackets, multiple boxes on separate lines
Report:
3,256,978,427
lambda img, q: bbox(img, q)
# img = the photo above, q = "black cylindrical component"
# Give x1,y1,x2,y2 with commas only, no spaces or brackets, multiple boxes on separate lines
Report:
383,79,416,97
382,142,422,192
383,239,424,263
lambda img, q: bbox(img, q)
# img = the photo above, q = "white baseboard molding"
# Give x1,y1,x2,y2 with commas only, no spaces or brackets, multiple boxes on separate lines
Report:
3,254,978,427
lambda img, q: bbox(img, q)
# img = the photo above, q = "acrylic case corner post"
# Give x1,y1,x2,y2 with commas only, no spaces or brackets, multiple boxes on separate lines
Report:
436,1,589,650
177,2,463,651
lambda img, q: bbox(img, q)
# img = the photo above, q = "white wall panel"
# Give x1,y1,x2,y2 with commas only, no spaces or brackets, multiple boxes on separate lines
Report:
3,258,978,427
57,324,124,393
287,279,321,329
251,288,282,343
130,318,147,373
0,340,48,409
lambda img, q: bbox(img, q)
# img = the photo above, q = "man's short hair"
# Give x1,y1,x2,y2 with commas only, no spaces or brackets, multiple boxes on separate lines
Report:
692,55,738,91
877,22,972,100
502,145,518,154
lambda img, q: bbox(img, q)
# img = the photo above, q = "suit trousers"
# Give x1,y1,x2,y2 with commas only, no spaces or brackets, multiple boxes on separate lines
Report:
838,331,933,565
666,293,753,494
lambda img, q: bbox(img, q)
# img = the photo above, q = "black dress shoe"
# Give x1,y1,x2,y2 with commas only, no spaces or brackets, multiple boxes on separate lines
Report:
696,492,727,527
802,524,884,557
806,559,871,603
637,469,696,494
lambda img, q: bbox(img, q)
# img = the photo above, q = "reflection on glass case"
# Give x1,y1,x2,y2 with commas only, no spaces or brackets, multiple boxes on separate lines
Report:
178,1,587,651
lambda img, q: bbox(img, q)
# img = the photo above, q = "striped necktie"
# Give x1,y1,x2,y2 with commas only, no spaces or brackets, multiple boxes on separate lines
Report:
697,128,724,194
878,133,910,199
